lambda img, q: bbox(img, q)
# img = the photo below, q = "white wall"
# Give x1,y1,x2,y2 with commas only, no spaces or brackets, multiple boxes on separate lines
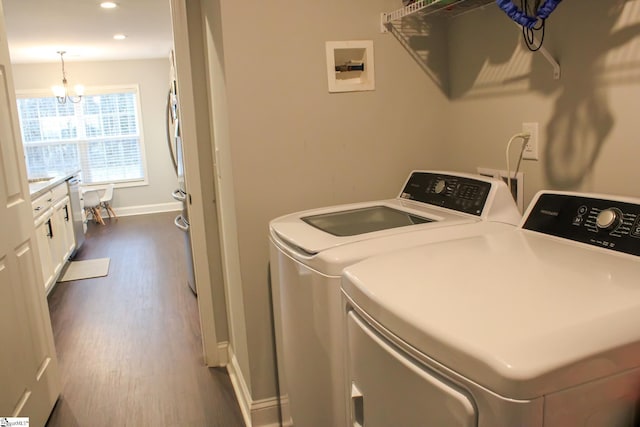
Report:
440,1,640,205
209,0,448,402
11,58,178,211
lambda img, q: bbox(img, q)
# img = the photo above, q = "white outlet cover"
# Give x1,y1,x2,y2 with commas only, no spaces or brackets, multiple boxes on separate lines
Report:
522,122,539,160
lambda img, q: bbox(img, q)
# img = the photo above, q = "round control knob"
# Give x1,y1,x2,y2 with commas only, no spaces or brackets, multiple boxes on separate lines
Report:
596,208,621,231
434,179,447,194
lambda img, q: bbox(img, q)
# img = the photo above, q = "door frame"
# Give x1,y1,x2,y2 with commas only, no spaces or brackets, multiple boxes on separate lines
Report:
170,0,225,366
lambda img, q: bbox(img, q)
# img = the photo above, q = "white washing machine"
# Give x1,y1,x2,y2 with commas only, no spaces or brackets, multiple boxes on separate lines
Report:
269,170,522,427
342,191,640,427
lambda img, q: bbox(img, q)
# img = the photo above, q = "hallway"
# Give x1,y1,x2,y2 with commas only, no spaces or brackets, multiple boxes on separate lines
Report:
45,212,244,427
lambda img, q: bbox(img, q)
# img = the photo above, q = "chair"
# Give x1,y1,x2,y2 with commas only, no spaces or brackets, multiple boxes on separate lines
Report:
82,188,105,225
99,183,117,219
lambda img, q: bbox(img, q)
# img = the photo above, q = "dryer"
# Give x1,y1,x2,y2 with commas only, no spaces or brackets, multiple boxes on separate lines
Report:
342,191,640,426
269,170,521,427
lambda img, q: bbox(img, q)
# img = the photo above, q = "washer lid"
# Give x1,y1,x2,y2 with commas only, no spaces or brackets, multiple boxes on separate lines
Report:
302,205,433,237
271,199,475,256
342,230,640,400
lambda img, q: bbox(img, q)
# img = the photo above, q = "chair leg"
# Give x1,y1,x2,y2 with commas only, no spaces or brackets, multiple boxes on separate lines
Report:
105,203,117,219
84,207,97,224
101,202,111,218
92,207,105,225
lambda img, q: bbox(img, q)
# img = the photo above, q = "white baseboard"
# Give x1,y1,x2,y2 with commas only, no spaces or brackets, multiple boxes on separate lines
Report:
217,341,229,366
250,396,281,427
279,396,293,427
112,202,182,217
226,348,281,427
227,351,252,426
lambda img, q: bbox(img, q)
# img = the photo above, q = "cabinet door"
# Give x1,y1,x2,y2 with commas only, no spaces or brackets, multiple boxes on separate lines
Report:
52,197,73,267
49,203,64,282
34,215,55,291
62,197,76,257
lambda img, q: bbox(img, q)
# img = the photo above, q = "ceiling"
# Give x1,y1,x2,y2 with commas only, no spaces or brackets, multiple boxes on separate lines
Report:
2,0,173,63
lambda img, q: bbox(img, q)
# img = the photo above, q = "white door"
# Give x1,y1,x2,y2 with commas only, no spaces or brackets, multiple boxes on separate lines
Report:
0,2,61,425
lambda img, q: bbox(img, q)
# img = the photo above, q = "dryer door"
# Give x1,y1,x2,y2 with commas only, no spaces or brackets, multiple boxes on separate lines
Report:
347,311,477,427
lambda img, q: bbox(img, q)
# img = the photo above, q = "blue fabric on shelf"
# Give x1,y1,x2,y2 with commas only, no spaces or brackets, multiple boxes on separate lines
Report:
496,0,562,28
536,0,562,19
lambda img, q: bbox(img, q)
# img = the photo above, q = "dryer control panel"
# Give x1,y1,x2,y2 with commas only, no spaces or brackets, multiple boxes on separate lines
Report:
523,193,640,257
399,172,491,216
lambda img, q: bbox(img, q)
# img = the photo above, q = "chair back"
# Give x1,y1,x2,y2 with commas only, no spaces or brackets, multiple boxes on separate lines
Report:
100,183,115,203
82,189,101,208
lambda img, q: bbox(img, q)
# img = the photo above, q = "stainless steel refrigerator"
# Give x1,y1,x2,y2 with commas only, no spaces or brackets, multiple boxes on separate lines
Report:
167,67,197,295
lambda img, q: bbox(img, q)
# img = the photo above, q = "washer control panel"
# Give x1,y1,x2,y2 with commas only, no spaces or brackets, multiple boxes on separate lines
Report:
523,193,640,256
399,172,491,216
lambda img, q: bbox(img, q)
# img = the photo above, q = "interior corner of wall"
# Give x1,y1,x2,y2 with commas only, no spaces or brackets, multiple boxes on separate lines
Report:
226,341,280,427
226,345,253,426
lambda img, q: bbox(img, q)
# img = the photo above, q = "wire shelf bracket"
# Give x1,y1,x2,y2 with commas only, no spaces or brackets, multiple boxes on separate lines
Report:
530,29,561,79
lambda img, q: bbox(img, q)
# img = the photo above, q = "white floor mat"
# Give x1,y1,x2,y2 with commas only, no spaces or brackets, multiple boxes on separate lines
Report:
59,258,111,282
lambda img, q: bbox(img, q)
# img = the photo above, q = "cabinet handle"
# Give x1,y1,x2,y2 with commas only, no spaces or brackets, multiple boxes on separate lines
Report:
64,204,70,221
172,189,186,202
46,218,54,238
174,215,189,231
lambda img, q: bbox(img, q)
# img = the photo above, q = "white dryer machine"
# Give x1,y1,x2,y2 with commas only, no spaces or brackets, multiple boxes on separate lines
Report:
342,191,640,427
269,170,521,427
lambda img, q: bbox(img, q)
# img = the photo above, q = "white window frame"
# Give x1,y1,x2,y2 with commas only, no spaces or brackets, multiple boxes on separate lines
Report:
16,84,149,188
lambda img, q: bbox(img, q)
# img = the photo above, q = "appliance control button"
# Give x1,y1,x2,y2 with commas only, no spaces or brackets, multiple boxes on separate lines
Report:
578,205,588,215
434,179,446,194
631,217,640,238
596,208,622,231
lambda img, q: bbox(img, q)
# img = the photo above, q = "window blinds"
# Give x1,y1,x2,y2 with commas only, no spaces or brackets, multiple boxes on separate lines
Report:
17,87,145,185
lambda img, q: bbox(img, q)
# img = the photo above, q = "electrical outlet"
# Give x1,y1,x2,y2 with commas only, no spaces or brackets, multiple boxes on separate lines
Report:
522,122,539,160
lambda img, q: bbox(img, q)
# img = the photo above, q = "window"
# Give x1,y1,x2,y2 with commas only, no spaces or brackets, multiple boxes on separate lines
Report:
16,86,147,185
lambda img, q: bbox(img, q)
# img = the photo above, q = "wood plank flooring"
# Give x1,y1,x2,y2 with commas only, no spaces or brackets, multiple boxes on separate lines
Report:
45,212,245,427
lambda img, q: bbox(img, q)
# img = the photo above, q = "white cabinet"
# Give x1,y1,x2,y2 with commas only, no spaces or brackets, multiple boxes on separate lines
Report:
32,183,76,292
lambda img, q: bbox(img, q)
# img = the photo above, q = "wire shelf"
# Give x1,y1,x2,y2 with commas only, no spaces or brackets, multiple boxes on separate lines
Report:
381,0,495,32
380,0,560,80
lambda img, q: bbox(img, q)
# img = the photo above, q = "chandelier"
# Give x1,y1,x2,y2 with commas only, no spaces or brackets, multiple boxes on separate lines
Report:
51,51,84,104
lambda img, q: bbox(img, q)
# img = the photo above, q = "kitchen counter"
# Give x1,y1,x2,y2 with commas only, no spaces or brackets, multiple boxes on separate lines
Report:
29,170,81,199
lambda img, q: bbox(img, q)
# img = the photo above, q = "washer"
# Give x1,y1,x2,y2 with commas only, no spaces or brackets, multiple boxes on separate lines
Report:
342,191,640,427
269,170,521,426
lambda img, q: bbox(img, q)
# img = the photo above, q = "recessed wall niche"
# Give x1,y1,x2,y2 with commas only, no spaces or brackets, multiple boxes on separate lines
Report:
325,40,375,93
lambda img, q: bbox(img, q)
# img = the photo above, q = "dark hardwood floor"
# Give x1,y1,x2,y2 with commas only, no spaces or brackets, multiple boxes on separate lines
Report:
45,212,245,427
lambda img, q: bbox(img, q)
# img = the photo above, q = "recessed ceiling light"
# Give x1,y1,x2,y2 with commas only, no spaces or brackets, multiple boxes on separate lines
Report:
113,34,127,40
100,2,118,9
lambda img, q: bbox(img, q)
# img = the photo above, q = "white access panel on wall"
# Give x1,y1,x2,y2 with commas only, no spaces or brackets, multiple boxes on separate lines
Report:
325,40,374,92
